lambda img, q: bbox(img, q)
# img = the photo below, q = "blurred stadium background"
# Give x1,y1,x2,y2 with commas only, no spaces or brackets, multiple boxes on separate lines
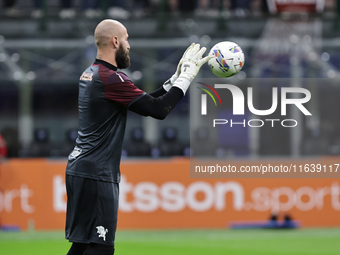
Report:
1,0,340,254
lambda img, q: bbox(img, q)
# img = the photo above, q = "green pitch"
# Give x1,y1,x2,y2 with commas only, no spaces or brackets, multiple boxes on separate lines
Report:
1,228,340,255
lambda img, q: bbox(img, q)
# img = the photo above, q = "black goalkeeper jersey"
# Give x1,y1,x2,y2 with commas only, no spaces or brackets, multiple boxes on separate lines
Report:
66,59,146,183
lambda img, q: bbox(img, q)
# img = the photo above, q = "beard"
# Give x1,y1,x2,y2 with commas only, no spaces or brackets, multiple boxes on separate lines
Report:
116,44,130,69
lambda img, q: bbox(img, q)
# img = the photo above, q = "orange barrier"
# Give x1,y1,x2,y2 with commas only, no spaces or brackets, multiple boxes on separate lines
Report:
0,158,340,230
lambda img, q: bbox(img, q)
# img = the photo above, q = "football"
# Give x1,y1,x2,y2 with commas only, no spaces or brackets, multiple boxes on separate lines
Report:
208,41,245,78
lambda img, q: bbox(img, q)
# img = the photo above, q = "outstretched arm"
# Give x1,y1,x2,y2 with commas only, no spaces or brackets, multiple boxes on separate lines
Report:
129,43,211,120
129,87,183,120
146,43,196,99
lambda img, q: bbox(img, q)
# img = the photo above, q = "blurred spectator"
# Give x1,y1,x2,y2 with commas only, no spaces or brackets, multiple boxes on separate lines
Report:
59,0,76,19
133,0,152,17
178,0,196,13
82,0,131,19
124,127,151,157
3,0,15,8
230,0,253,16
260,0,269,14
302,129,329,155
168,0,196,14
167,0,226,16
168,0,177,13
195,0,220,17
30,0,76,19
106,0,130,20
29,0,144,20
50,128,78,158
3,0,20,17
20,128,51,158
167,0,257,17
0,134,8,158
192,127,217,156
31,0,43,18
1,128,19,157
158,127,184,156
82,0,102,19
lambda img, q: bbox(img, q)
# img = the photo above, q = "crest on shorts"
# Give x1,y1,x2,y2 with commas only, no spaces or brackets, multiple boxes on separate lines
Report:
96,226,108,241
68,146,82,160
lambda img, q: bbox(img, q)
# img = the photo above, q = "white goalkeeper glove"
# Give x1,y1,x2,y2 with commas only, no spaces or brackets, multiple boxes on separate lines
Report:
163,43,196,92
173,44,211,95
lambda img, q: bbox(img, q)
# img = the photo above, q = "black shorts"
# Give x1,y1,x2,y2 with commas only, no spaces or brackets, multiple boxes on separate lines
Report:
65,174,119,246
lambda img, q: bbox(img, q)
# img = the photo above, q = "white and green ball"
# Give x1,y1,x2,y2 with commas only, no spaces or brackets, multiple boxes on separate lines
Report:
208,41,245,78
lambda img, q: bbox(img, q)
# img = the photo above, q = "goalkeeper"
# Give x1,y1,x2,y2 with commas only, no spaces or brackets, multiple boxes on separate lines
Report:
65,19,210,255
